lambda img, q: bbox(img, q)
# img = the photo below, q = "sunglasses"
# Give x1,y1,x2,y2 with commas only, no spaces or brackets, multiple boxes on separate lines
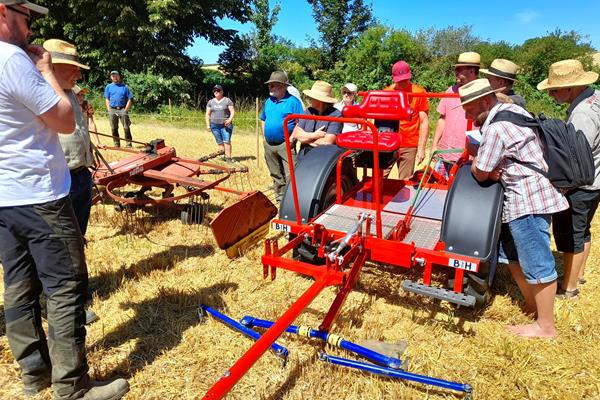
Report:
342,91,354,95
6,5,32,28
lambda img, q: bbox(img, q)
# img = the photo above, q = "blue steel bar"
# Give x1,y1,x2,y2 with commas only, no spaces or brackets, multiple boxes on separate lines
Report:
239,316,401,369
198,305,289,362
320,353,472,394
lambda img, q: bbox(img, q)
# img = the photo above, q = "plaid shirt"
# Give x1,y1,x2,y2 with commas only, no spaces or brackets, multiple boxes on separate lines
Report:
477,103,568,223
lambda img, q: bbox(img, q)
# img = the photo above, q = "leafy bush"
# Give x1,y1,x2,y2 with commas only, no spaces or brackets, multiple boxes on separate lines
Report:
121,71,193,111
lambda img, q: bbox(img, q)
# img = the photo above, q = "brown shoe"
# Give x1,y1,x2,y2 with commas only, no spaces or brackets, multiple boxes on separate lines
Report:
78,378,129,400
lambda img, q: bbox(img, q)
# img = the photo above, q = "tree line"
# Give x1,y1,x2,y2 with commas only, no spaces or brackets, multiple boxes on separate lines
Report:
31,0,599,112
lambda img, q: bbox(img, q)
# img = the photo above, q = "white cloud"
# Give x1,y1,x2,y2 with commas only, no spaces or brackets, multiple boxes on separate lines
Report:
516,10,538,23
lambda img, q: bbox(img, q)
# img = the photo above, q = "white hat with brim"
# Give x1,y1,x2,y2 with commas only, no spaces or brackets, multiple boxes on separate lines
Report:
43,39,90,70
455,51,481,67
303,80,338,104
480,59,520,81
453,78,505,108
342,83,358,93
537,59,599,90
2,0,48,14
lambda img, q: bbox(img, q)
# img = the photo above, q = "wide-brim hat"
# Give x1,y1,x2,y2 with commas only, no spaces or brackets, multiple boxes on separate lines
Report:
481,59,520,81
264,71,289,85
453,78,505,108
43,39,90,70
303,80,337,104
537,59,599,90
455,52,481,67
73,85,88,95
2,0,48,14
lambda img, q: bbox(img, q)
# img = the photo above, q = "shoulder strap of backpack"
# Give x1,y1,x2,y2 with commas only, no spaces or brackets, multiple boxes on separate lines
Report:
489,110,548,177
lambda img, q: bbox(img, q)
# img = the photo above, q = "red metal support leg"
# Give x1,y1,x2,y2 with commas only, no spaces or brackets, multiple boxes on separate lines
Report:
319,250,368,332
202,278,330,400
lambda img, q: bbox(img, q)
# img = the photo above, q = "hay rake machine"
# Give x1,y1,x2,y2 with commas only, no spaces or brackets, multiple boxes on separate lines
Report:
91,135,277,256
200,90,505,399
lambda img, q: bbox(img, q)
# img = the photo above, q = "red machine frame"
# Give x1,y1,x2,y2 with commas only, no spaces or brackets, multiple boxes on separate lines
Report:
203,91,478,399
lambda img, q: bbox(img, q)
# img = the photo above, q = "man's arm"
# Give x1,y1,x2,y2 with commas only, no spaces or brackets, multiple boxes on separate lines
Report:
430,116,445,154
291,125,326,144
471,157,490,182
105,98,111,113
416,111,429,164
311,133,336,146
124,98,133,113
26,45,74,133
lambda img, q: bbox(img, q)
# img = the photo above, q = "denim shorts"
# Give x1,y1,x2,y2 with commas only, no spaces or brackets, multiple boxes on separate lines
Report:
210,123,233,144
498,214,557,284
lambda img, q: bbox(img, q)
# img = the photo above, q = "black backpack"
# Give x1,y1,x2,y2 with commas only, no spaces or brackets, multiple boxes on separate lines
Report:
491,110,595,190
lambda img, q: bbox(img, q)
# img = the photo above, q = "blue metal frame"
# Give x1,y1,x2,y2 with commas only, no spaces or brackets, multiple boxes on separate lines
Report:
198,305,289,364
240,316,402,369
320,353,472,394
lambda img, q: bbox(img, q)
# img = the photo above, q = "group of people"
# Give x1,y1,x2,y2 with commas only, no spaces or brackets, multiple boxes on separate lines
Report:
257,52,599,339
1,1,599,399
0,2,130,399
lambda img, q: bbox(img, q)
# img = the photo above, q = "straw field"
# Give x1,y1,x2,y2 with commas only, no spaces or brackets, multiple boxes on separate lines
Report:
1,116,599,400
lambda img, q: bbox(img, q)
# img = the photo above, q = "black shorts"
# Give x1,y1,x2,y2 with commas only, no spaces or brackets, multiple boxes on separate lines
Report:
552,188,600,253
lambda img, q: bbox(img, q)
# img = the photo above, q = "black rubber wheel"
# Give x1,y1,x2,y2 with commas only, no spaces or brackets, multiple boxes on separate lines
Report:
293,169,355,265
464,261,492,307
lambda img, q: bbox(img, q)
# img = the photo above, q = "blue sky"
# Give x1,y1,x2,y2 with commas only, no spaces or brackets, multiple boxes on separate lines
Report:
188,1,600,64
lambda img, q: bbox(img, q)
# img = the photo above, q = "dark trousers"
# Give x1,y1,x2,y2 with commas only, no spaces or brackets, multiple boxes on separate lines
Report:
0,196,89,399
108,108,132,147
69,168,93,237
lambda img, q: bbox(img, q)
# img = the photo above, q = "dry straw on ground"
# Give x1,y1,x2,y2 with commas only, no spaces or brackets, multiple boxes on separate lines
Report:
1,118,599,400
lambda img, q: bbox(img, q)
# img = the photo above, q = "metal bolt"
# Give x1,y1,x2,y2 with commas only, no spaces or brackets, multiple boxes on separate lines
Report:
448,246,454,251
473,250,479,256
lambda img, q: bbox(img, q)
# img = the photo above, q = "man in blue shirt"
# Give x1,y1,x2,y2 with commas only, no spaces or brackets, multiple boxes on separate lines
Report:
104,70,133,147
260,71,304,201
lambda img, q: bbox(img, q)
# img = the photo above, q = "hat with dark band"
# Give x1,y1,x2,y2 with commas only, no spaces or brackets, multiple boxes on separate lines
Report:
1,0,48,14
455,78,505,107
481,59,520,81
455,52,481,68
43,39,90,70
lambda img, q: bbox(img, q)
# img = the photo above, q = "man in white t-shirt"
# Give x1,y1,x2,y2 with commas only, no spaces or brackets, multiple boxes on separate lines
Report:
0,2,129,399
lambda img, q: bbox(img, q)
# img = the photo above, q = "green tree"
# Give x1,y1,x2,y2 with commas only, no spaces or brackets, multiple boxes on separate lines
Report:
32,0,251,85
307,0,374,69
415,25,480,58
516,29,595,88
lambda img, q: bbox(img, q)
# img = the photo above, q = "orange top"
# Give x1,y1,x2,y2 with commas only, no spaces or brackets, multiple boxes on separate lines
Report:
384,83,429,147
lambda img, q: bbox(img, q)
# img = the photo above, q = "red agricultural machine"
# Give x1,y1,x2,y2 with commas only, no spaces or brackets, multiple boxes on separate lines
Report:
92,137,277,256
201,90,504,399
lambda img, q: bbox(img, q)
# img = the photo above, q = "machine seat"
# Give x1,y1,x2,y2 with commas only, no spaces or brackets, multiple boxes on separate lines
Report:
338,90,414,153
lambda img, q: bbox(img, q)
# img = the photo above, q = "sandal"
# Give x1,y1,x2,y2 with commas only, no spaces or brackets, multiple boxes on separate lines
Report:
556,287,579,299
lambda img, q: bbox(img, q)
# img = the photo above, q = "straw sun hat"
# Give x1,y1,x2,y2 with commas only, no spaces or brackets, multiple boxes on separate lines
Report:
43,39,90,69
455,52,481,67
454,78,504,107
480,59,520,81
303,81,338,104
537,59,599,90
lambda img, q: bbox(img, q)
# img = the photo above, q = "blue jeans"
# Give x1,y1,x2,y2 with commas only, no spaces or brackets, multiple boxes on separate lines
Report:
210,123,233,145
498,214,557,284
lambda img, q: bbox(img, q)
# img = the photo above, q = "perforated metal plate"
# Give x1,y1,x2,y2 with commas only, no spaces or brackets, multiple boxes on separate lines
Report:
314,204,403,238
402,217,442,250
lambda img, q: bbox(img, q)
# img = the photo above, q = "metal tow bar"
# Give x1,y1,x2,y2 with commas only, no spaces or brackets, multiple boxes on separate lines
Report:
328,212,371,263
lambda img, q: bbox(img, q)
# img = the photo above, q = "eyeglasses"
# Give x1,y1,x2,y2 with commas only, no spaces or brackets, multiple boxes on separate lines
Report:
6,5,32,28
342,91,354,95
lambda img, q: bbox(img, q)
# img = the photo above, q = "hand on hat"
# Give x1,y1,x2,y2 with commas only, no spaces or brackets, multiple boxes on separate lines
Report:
26,44,53,75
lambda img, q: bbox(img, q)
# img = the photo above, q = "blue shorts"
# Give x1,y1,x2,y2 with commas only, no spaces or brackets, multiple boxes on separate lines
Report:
498,214,557,285
210,123,233,144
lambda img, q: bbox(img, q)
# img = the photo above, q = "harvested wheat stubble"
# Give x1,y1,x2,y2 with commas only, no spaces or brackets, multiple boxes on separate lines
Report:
1,119,599,400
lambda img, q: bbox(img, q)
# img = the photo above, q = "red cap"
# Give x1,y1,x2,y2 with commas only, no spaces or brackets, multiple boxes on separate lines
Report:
392,60,411,82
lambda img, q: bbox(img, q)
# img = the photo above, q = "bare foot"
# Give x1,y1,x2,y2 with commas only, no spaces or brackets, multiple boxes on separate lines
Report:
507,322,556,339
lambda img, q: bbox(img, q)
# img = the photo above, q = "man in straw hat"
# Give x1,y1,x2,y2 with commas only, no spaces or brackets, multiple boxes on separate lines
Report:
0,2,129,399
260,70,304,201
104,69,134,147
481,58,527,109
431,51,481,176
464,78,568,338
292,80,342,157
538,59,600,299
378,60,430,179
